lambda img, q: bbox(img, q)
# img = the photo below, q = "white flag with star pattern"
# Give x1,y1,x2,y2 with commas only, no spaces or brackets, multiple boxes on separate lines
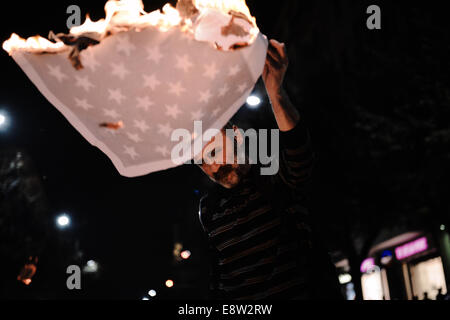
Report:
10,27,267,177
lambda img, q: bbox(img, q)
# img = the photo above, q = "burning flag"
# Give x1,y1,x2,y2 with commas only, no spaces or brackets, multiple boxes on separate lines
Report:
2,0,267,177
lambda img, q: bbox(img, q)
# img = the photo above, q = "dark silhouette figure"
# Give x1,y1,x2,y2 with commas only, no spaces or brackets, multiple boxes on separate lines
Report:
422,292,431,301
436,288,446,301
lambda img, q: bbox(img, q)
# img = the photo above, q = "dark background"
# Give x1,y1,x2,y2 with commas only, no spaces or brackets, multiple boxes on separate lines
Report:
0,0,449,300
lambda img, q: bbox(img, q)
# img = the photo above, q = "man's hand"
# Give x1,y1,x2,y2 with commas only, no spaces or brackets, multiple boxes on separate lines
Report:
262,39,299,132
262,39,289,98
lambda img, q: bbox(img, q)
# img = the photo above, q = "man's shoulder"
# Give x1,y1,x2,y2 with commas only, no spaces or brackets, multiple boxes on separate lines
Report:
199,193,213,232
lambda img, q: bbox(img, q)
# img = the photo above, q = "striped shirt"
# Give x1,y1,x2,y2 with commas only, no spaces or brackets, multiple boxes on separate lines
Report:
199,121,342,300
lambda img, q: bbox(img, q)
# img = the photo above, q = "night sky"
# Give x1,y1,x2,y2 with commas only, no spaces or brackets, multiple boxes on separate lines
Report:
1,0,448,300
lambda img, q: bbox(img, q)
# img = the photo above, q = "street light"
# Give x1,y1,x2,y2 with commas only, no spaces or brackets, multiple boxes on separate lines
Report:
165,279,174,288
56,214,70,228
181,250,191,260
338,273,352,284
148,290,157,297
246,95,261,108
0,114,5,126
83,260,99,273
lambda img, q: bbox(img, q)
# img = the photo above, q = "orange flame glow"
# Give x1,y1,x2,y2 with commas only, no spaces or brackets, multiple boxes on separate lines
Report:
3,33,68,54
3,0,258,54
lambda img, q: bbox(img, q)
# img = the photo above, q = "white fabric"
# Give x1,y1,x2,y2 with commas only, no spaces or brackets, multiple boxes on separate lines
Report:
11,27,267,177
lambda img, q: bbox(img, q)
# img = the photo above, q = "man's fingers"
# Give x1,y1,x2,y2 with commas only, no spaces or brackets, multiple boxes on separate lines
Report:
267,45,282,63
269,39,288,63
265,52,280,69
268,42,282,59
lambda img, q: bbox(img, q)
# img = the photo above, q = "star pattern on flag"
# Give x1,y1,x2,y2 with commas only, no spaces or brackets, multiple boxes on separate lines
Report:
124,145,139,160
134,119,150,133
17,27,265,174
165,104,182,119
108,88,126,105
229,65,241,77
75,97,94,111
143,74,161,91
82,50,100,72
127,132,143,143
175,54,193,72
116,35,136,57
147,46,163,64
168,81,186,96
158,122,173,138
75,75,95,92
218,83,230,97
103,108,121,119
156,146,170,157
237,83,248,93
111,62,130,80
48,65,68,82
204,62,219,80
136,96,154,111
199,90,213,104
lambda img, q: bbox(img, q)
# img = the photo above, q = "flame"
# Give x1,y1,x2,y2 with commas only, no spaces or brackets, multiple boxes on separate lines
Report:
136,4,182,31
70,16,108,36
3,33,67,54
3,0,258,54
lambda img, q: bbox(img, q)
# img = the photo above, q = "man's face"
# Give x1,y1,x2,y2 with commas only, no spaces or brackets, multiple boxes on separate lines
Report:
198,128,250,189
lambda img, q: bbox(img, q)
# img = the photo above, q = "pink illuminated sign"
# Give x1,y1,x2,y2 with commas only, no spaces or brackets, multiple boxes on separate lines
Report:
360,258,375,273
395,237,428,260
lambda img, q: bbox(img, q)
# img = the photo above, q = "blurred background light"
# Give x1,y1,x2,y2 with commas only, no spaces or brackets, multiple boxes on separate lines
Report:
56,214,70,228
148,289,156,297
0,111,10,131
180,250,191,260
246,95,261,108
338,273,352,284
83,260,99,273
165,279,174,288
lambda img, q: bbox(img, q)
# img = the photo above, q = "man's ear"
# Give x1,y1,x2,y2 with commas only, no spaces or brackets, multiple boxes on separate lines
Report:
233,125,244,146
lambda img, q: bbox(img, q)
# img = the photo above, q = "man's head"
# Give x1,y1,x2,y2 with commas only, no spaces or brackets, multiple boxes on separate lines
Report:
197,122,251,189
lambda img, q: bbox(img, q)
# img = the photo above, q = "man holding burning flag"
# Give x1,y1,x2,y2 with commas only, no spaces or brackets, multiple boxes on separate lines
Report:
3,0,342,300
198,39,343,300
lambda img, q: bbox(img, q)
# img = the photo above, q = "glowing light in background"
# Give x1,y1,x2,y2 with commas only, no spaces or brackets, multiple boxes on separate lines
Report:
441,225,446,231
246,95,261,108
338,273,352,284
395,237,428,260
0,111,10,131
380,250,393,265
180,250,191,260
360,258,375,273
83,260,99,273
165,279,174,288
56,214,71,228
148,289,157,297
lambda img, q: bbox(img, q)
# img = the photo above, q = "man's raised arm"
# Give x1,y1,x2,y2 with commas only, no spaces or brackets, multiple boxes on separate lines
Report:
263,39,314,190
263,39,300,132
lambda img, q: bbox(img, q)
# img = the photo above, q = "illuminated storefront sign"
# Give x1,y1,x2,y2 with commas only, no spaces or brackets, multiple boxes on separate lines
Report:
360,258,375,273
381,250,393,265
395,237,428,260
